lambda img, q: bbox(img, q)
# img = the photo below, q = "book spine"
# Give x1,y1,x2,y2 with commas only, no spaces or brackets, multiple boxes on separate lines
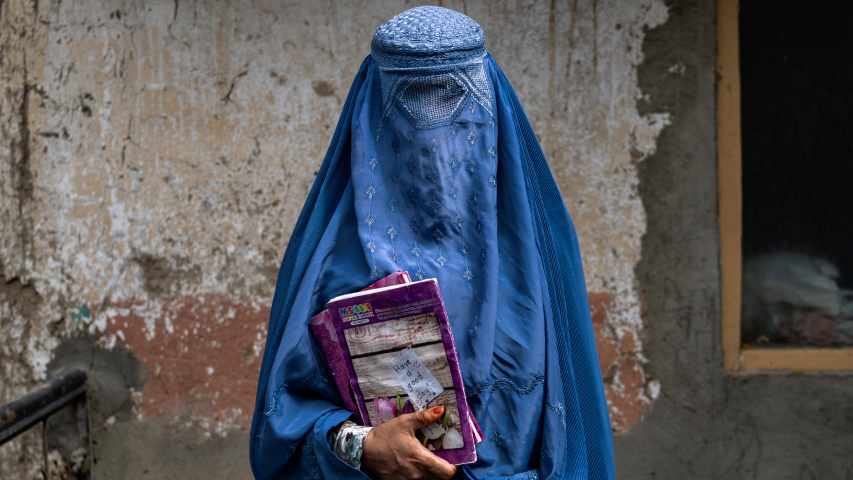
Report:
308,309,360,415
324,303,372,424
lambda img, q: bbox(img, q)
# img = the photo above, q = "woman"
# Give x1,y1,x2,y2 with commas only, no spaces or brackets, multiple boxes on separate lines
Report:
250,6,614,480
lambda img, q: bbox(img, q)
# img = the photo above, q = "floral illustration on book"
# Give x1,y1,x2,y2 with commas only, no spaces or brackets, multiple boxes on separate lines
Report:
372,391,465,450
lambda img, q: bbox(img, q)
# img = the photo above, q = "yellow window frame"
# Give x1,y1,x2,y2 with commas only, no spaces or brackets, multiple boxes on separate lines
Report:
717,0,853,373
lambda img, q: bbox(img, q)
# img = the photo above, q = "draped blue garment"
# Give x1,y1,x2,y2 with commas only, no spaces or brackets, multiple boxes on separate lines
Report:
249,43,614,480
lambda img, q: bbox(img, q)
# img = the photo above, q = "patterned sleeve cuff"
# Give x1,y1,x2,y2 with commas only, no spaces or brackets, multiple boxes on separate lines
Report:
329,420,373,470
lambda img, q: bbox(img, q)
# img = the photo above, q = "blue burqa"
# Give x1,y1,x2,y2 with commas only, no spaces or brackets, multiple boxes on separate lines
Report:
250,6,614,480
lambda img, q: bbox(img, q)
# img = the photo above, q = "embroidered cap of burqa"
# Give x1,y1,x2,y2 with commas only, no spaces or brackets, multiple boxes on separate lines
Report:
250,6,615,479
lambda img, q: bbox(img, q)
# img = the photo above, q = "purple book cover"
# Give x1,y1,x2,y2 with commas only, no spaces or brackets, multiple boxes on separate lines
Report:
309,272,411,414
316,276,478,465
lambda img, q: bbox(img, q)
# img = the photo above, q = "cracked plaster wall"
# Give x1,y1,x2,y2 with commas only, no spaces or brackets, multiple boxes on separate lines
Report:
1,0,667,477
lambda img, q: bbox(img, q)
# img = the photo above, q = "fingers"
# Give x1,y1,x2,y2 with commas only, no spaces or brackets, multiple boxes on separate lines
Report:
375,407,456,479
403,405,445,429
414,448,457,480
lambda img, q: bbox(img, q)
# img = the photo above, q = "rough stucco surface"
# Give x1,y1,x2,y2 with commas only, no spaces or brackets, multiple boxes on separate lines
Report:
1,0,668,477
617,1,853,479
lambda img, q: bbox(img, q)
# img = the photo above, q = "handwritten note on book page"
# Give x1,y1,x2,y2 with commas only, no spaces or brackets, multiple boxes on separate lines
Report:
391,346,444,410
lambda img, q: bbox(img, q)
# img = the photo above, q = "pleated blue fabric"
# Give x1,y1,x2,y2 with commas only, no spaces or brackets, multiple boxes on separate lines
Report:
250,6,614,479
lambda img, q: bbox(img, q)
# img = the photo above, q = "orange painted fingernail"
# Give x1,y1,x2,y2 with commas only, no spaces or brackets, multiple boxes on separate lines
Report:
431,406,444,415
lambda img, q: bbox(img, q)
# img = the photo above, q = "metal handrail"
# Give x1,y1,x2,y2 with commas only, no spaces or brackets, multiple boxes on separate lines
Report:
0,368,91,478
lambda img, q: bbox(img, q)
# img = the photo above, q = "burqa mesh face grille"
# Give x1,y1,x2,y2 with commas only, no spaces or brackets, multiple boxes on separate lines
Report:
465,64,489,93
378,63,493,130
398,73,467,128
464,64,492,109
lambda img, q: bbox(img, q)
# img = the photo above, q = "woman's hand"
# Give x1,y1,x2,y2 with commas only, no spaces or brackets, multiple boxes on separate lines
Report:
361,405,458,480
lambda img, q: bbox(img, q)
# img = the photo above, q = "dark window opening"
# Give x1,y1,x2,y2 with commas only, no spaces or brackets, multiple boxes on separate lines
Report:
740,5,853,346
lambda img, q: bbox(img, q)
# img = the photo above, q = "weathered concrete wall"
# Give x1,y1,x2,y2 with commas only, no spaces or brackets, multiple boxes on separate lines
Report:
0,0,671,478
617,0,853,478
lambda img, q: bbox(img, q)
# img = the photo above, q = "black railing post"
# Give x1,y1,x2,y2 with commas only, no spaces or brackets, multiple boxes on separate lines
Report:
0,368,91,478
42,418,49,476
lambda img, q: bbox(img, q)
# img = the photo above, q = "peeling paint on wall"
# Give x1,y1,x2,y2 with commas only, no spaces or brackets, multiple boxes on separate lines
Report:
102,295,267,432
1,0,668,476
